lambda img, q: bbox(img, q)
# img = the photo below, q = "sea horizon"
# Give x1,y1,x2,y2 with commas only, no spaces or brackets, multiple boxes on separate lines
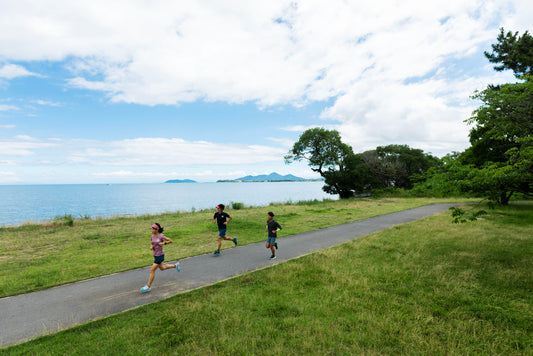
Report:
0,181,335,227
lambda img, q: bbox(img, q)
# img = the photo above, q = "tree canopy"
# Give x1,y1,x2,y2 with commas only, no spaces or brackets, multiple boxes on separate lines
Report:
484,28,533,78
285,128,364,198
285,129,437,198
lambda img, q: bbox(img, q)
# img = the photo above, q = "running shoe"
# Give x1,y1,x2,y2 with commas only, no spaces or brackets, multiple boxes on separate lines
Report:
213,250,220,256
269,255,277,260
141,285,151,292
176,262,180,272
233,237,238,245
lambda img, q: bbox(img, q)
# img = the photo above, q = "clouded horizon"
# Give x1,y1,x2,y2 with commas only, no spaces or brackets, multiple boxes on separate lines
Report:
1,0,531,184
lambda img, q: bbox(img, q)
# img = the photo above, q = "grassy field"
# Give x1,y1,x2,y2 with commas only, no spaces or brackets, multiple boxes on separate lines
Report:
2,199,532,354
0,197,458,297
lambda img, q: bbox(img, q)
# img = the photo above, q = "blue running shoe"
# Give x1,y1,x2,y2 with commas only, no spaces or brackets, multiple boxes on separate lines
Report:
141,285,151,292
176,262,180,272
213,250,220,256
233,237,238,245
269,255,276,260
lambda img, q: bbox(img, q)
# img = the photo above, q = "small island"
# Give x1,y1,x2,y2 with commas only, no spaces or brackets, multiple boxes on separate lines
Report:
165,179,197,183
217,172,322,182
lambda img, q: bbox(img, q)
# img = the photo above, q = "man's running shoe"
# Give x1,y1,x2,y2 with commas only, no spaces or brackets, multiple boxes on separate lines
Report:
213,250,220,256
269,255,276,260
176,262,180,272
233,237,238,245
141,285,151,292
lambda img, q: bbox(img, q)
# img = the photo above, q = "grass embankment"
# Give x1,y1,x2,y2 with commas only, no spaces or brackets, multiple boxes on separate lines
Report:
0,197,454,297
2,199,532,354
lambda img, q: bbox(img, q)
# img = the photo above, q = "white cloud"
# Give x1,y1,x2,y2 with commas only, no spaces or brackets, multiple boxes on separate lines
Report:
32,100,62,107
2,1,526,105
0,124,16,128
0,0,531,165
0,64,41,79
281,125,321,132
0,136,60,156
69,137,286,166
0,135,286,166
0,105,18,112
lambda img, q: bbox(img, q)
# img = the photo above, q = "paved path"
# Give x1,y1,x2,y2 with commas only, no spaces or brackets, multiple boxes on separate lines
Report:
0,203,457,347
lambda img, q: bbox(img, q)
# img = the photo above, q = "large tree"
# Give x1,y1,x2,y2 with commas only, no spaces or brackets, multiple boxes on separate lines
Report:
285,128,373,198
465,78,533,204
463,28,533,204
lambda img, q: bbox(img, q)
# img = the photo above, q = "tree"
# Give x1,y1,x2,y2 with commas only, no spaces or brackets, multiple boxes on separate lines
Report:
284,128,353,175
415,30,533,204
285,128,373,198
361,144,440,189
410,153,474,198
321,153,376,197
484,28,533,78
465,77,533,204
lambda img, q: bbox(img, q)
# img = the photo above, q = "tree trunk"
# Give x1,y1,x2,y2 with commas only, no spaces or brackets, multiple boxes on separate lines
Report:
500,190,513,205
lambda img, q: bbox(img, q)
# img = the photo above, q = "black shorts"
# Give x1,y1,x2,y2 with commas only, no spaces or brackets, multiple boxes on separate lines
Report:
154,255,165,264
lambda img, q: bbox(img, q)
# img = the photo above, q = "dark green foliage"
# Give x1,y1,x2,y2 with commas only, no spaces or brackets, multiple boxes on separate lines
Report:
361,144,440,189
284,127,354,175
484,28,533,78
463,77,533,204
286,129,438,198
53,214,74,227
449,206,487,224
285,128,362,198
230,201,245,210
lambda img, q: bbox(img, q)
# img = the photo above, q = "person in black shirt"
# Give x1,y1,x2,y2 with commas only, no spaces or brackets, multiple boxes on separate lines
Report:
212,204,237,255
266,211,282,260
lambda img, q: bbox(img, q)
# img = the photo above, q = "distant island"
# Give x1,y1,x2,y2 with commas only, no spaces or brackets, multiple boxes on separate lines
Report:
217,172,323,182
165,179,197,183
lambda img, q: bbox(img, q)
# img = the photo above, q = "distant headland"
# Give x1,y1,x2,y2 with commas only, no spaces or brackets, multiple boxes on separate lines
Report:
217,172,323,182
164,179,197,183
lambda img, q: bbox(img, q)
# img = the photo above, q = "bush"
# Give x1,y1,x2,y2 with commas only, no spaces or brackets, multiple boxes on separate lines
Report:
54,214,74,227
230,201,245,210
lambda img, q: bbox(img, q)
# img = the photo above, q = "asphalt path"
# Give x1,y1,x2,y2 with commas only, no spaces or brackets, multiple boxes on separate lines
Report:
0,203,457,347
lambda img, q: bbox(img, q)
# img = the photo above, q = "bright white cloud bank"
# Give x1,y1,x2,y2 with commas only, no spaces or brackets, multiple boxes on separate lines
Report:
0,0,531,183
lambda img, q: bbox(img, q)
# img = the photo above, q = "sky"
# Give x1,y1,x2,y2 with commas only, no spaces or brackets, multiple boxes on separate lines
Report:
0,0,531,185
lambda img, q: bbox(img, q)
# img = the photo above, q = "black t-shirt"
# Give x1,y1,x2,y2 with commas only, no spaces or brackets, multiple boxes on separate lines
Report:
214,212,231,229
266,219,282,237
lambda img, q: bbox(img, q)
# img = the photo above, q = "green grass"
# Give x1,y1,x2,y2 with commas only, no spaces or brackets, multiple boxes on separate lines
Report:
2,200,532,354
0,197,460,297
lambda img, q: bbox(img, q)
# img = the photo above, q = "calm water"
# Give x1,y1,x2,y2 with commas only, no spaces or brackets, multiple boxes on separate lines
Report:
0,182,334,226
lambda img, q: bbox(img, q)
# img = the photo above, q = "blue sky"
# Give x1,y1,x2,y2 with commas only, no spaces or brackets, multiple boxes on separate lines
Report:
0,0,530,184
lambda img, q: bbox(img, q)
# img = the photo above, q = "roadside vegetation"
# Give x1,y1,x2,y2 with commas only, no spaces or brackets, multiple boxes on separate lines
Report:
3,200,531,354
0,197,461,298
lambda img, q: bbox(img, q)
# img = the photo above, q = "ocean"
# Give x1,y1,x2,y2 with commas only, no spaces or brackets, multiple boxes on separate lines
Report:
0,181,334,226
